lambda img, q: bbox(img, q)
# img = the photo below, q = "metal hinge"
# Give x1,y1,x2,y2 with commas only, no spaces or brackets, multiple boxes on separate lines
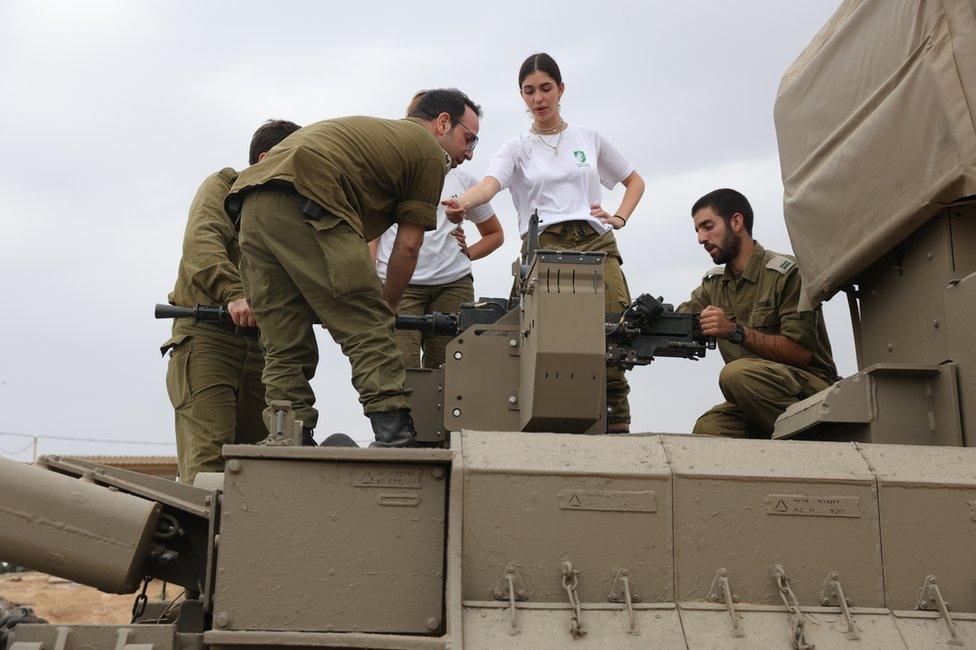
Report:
708,568,743,638
819,571,859,640
917,575,963,646
608,566,641,634
493,563,527,635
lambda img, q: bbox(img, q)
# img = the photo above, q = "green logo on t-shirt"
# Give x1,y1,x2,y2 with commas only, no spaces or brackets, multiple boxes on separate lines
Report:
573,150,589,167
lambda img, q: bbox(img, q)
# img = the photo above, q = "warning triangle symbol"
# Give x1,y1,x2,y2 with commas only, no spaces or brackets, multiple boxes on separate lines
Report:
360,472,373,484
568,494,582,508
775,499,788,512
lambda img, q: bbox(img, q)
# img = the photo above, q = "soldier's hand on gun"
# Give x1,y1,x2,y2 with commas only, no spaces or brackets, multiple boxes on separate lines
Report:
451,226,470,258
442,198,467,224
699,305,735,339
227,298,257,328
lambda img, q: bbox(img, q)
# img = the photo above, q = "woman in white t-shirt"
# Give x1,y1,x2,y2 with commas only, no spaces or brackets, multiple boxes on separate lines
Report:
371,91,504,370
444,52,646,433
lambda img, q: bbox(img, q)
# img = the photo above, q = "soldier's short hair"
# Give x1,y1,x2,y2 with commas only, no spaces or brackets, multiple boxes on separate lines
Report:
692,188,754,235
406,90,428,117
407,88,482,124
249,119,301,165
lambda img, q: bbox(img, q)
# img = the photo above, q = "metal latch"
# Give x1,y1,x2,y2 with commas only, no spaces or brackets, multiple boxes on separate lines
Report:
562,560,586,639
260,401,303,446
819,571,859,640
493,563,527,635
708,568,743,638
771,565,813,650
917,575,963,646
608,566,641,634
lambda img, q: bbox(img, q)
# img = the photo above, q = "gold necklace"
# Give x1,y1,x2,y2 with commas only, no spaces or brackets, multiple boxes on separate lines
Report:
532,119,568,154
530,118,567,134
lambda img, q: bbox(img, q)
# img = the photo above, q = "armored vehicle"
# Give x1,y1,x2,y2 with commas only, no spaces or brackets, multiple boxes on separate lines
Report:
3,1,976,647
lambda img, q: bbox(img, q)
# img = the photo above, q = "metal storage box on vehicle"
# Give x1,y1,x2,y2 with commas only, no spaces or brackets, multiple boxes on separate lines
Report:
856,442,976,611
211,445,449,635
662,436,884,607
459,431,673,604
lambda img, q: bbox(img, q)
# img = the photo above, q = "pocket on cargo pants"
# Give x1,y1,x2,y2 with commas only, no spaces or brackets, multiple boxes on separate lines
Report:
164,335,193,410
304,214,383,298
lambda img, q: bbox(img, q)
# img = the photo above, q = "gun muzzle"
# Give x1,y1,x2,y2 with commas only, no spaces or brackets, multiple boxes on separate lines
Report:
395,312,459,336
154,303,229,323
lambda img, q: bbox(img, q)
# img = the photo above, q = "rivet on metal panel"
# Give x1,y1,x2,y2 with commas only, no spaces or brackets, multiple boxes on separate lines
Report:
707,568,743,638
454,351,463,360
608,567,640,634
452,408,461,417
425,617,440,632
226,460,241,474
771,565,813,650
562,561,586,639
215,612,230,628
818,571,859,640
509,339,517,348
916,575,963,646
508,395,518,404
431,467,445,480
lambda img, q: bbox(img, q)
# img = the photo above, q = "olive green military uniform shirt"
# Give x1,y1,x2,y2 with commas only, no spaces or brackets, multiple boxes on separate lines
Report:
168,168,244,317
677,244,838,383
227,117,449,239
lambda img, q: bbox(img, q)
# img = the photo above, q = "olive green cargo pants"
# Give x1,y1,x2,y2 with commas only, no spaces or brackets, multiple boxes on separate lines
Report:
693,357,831,438
238,188,410,430
395,275,474,369
163,324,266,484
521,221,632,425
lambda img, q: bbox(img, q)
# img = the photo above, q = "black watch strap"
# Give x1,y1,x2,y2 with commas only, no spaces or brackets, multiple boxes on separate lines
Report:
729,323,746,344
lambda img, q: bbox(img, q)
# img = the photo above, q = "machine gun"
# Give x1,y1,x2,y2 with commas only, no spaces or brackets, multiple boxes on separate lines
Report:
395,294,712,370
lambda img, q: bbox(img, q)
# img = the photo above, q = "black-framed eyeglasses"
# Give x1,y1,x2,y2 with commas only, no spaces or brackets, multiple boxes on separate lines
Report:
453,120,479,152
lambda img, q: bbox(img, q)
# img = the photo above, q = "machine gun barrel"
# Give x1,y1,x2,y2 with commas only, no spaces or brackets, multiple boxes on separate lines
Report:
154,303,230,323
394,312,460,336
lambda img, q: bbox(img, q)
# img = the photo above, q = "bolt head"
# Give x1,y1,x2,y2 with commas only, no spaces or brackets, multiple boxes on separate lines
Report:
509,339,517,348
454,351,463,360
632,595,641,602
452,408,462,417
215,613,230,628
609,594,618,602
426,617,440,631
517,589,526,598
226,460,241,474
432,467,445,479
508,395,518,404
822,598,831,606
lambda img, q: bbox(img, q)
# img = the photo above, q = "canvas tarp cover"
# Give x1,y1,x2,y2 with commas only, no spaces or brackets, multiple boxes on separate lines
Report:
775,0,976,305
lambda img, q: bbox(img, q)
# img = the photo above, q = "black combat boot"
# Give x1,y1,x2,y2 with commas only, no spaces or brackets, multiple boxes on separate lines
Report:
367,409,418,448
301,427,317,446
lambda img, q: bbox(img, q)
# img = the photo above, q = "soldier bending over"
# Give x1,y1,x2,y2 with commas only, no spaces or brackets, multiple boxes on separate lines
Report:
162,119,301,483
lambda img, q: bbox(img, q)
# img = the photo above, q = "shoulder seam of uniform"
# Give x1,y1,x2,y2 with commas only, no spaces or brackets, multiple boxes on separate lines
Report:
704,265,724,279
765,252,797,275
215,167,238,186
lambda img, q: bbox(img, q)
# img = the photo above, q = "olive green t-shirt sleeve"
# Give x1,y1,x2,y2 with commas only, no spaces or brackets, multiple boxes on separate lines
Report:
775,269,819,352
677,282,710,314
394,156,445,231
181,176,245,305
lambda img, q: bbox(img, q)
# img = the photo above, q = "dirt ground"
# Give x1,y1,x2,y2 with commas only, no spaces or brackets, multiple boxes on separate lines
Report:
0,572,169,625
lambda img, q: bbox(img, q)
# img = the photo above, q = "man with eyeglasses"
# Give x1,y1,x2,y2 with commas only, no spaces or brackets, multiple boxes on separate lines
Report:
370,90,504,370
225,88,482,448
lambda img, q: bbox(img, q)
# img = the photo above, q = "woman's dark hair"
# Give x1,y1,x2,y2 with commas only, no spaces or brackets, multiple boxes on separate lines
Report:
518,52,562,87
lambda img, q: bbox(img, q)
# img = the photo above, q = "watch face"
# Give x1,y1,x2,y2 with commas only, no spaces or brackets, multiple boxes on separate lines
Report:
730,325,745,344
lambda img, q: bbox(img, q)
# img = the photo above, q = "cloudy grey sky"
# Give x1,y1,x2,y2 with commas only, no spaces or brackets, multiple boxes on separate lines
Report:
0,1,848,457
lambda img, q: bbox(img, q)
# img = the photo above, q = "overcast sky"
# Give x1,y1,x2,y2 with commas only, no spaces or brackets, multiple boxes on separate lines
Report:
0,0,848,458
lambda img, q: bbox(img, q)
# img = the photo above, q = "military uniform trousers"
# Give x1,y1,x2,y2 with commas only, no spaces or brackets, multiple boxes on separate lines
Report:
693,357,831,438
238,187,410,430
395,275,473,369
520,221,632,425
165,324,266,484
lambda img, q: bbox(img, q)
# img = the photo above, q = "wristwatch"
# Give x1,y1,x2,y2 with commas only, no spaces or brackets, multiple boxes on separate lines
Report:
729,323,746,345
